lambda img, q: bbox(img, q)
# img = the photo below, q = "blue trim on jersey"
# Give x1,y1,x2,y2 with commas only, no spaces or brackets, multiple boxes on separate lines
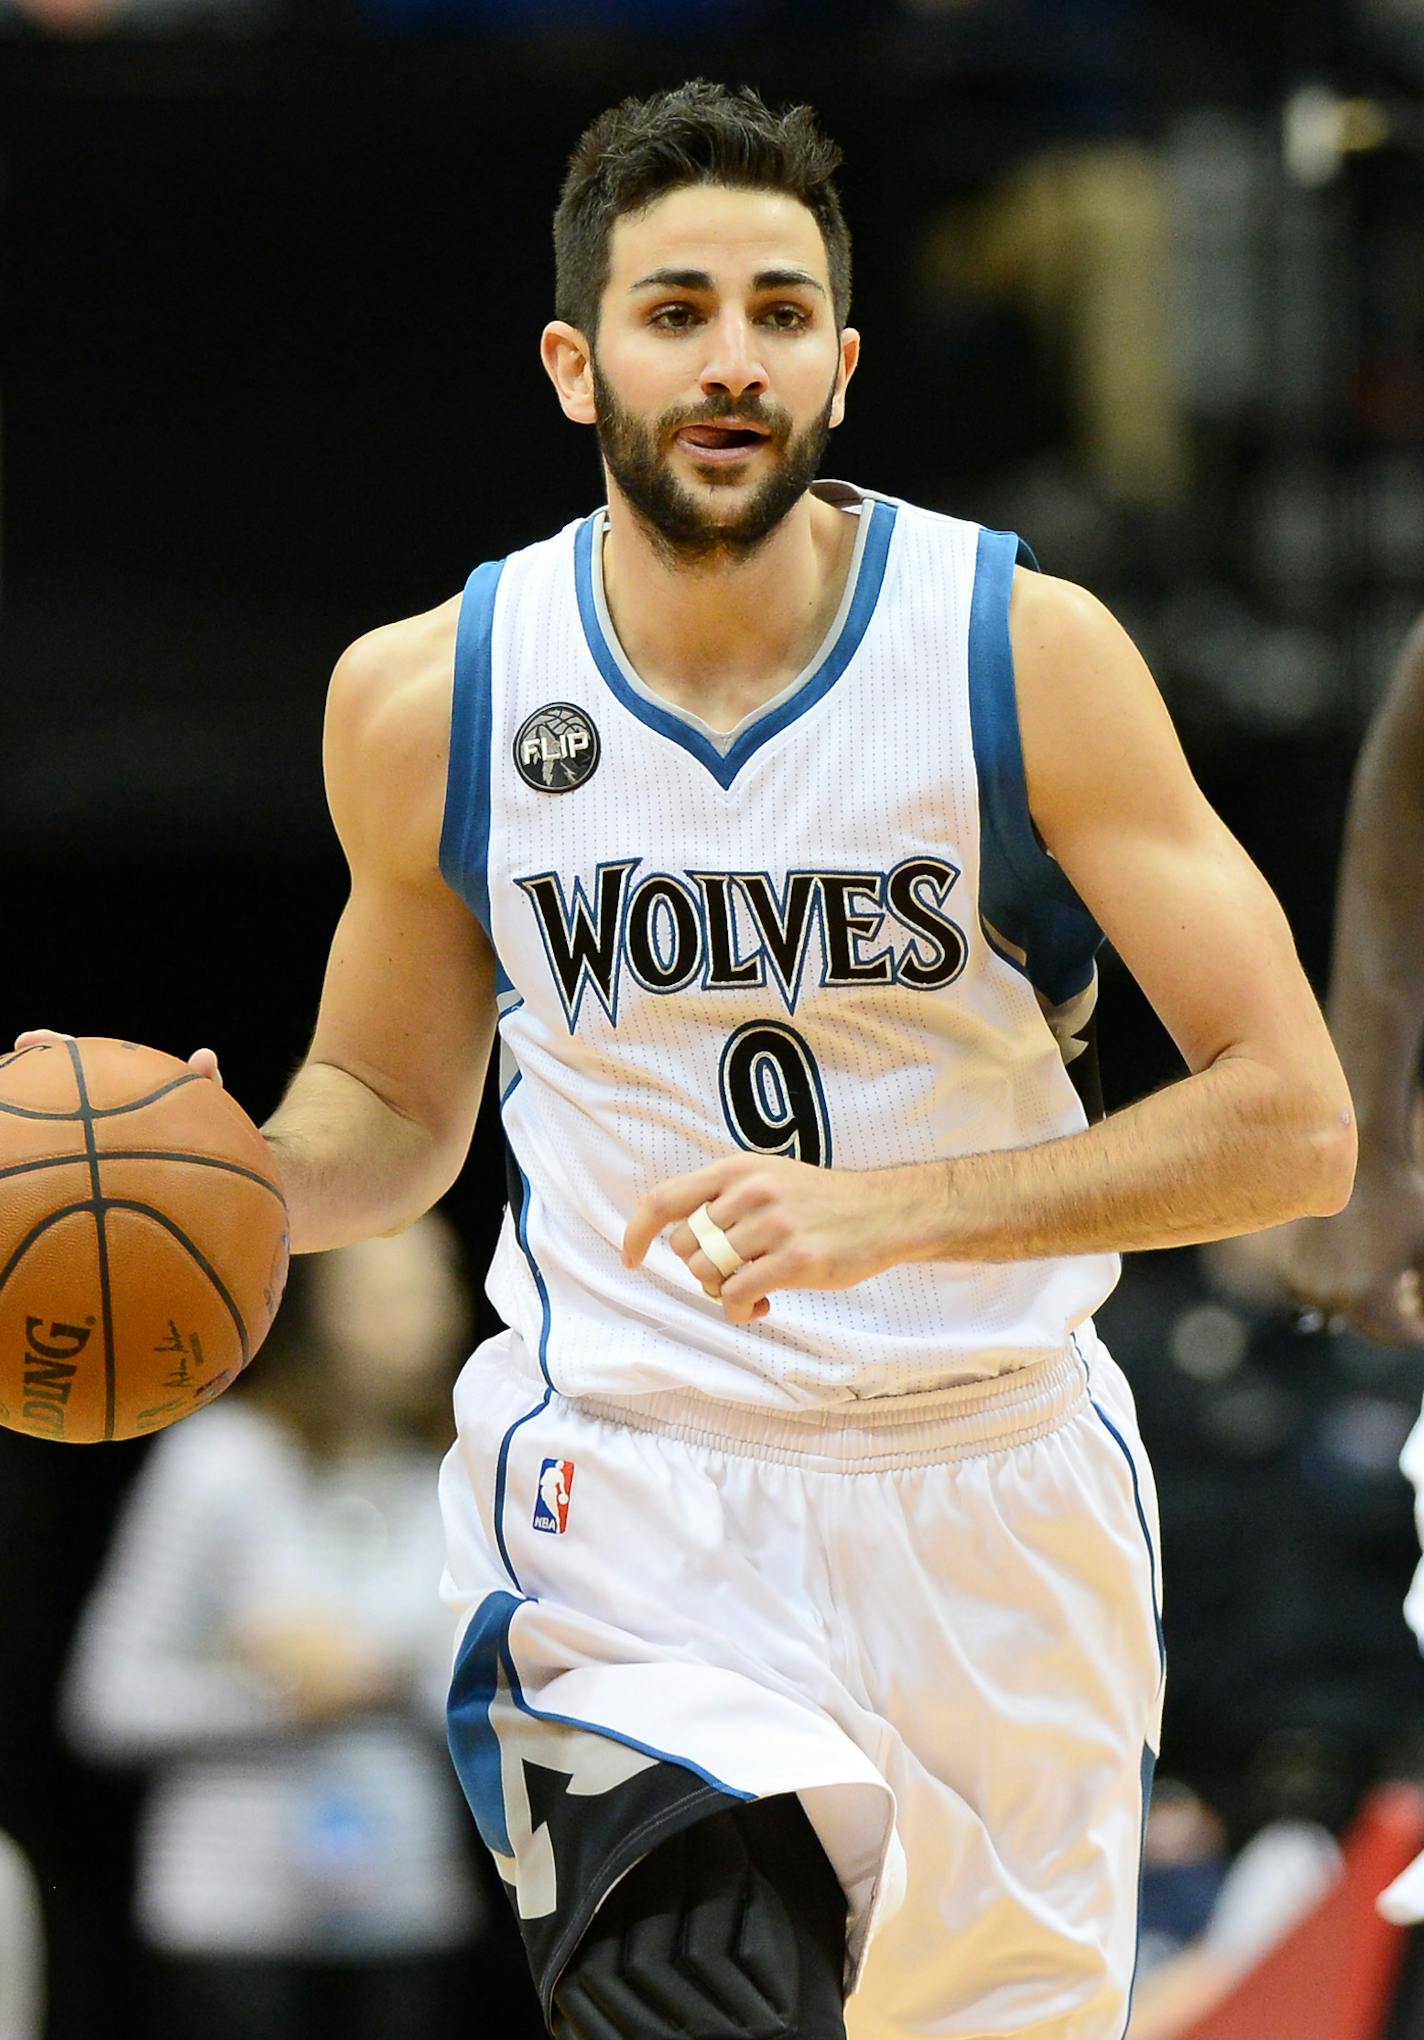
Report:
573,500,898,789
512,1152,555,1389
1121,1743,1158,2039
447,1590,755,1861
494,960,515,997
491,1389,552,1591
1091,1398,1166,1682
448,1589,522,1854
440,557,507,939
968,527,1104,1010
489,1069,554,1561
507,1666,756,1806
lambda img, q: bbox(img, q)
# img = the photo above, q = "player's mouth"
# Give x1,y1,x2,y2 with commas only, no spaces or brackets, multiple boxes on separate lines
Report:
673,422,772,465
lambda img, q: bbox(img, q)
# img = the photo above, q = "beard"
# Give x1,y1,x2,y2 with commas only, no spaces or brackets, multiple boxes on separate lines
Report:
591,360,837,568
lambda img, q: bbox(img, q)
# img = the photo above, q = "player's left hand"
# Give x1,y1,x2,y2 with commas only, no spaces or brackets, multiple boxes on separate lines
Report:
13,1029,224,1089
623,1154,917,1324
1246,1158,1424,1345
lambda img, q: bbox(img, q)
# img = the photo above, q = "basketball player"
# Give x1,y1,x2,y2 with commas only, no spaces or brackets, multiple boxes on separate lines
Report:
1242,613,1424,1954
24,83,1356,2039
1251,612,1424,1346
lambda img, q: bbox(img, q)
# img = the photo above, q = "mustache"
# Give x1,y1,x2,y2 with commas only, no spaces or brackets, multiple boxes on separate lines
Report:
659,395,791,438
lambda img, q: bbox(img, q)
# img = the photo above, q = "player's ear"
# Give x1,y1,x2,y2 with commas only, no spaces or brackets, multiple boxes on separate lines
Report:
828,327,860,430
541,321,598,426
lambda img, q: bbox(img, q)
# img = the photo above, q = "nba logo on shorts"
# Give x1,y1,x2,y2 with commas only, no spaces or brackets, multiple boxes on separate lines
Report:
533,1457,574,1534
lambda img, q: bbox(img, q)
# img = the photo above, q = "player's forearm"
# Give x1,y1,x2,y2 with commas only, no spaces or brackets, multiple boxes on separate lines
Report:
1323,623,1424,1159
65,1650,290,1761
895,1052,1355,1264
262,1059,457,1253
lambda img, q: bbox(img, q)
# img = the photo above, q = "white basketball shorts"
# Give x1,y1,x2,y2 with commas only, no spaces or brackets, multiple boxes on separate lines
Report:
439,1325,1165,2039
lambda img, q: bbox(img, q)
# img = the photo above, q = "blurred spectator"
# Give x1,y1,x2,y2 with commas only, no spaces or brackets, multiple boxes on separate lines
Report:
923,139,1189,510
0,1829,44,2040
62,1215,485,2040
1129,1806,1342,2038
1136,1778,1229,1978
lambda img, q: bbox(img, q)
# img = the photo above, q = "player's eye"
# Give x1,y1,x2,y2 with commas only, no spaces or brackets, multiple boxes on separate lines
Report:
760,303,812,331
649,303,702,331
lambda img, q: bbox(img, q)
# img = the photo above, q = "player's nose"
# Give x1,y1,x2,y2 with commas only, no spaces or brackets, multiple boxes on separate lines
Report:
698,312,768,399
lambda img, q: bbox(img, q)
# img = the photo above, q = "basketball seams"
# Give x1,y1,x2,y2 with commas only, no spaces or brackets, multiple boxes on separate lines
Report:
0,1042,284,1442
0,1072,205,1123
65,1040,119,1441
0,1204,105,1443
0,1202,101,1296
99,1152,284,1204
92,1074,208,1118
104,1202,253,1370
0,1157,89,1188
0,1150,285,1200
0,1198,255,1441
0,1046,48,1078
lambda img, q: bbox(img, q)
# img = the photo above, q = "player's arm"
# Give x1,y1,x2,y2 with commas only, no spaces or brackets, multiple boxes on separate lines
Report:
951,567,1356,1251
262,606,496,1252
1326,615,1424,1148
627,574,1355,1321
12,612,493,1255
1249,614,1424,1339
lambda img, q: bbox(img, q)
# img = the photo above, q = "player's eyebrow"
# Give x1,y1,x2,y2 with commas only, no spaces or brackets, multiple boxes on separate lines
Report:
629,265,827,298
629,267,716,294
751,268,826,297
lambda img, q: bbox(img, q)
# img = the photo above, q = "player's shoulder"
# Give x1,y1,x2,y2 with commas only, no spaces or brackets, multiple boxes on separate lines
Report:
329,593,462,735
317,595,466,864
322,596,476,836
1008,567,1164,822
1009,569,1138,686
1010,565,1114,633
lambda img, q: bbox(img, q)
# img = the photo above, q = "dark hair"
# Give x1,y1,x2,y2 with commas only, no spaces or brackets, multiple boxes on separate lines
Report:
554,80,852,338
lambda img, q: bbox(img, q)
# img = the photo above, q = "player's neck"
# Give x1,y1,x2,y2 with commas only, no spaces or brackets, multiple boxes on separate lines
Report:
599,487,857,734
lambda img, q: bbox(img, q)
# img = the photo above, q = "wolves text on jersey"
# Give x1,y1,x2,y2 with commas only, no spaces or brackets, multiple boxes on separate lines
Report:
513,857,969,1030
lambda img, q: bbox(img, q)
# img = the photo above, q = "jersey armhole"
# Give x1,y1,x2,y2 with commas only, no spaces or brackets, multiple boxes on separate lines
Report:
439,557,507,941
967,526,1103,1010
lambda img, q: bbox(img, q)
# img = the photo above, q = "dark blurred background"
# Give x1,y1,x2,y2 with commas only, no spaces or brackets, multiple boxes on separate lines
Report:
3,1,1424,2033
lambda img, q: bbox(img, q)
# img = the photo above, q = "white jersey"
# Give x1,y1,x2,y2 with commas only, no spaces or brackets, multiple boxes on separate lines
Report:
440,481,1119,1409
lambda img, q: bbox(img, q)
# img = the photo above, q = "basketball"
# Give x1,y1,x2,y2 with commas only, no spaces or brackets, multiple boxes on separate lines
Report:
0,1037,289,1444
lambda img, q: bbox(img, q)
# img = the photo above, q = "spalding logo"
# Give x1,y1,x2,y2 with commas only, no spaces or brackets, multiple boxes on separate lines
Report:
513,703,601,793
22,1315,94,1437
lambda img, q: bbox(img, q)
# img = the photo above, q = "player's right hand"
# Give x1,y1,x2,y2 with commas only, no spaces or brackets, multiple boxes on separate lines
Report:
13,1029,224,1089
233,1614,400,1724
1236,1157,1424,1345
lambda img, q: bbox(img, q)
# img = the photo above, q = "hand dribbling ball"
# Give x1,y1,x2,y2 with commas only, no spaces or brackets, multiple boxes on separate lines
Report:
0,1038,289,1443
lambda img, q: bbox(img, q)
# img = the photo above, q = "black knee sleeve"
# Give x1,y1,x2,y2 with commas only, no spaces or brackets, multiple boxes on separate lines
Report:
550,1793,848,2040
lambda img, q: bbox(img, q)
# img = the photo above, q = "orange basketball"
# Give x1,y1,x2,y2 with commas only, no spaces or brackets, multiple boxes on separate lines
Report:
0,1037,289,1444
